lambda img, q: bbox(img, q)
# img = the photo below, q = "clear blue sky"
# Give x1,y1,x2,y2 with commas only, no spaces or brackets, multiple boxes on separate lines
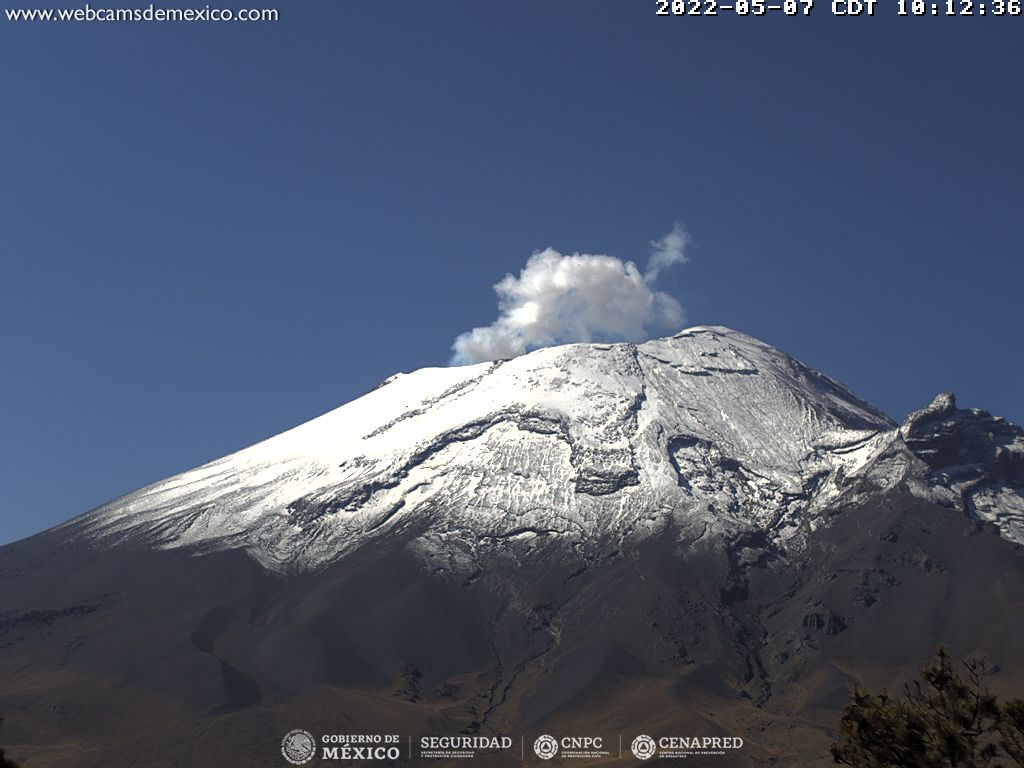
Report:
2,2,1022,544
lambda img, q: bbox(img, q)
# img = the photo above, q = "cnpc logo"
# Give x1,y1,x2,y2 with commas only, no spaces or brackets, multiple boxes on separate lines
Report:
533,734,605,759
533,735,558,760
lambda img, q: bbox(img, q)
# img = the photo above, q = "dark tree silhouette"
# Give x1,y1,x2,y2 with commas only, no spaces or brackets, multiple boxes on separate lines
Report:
0,714,21,768
831,649,1024,767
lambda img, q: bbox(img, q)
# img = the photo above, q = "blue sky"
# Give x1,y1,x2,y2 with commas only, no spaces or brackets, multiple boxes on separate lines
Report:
2,2,1022,544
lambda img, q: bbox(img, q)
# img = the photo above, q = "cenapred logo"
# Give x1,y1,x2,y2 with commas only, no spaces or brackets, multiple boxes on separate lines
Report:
631,733,744,759
631,734,657,760
281,729,316,765
533,734,559,760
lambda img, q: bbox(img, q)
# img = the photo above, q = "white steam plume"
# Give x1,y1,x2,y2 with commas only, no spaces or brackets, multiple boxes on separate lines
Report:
451,224,690,365
645,222,689,282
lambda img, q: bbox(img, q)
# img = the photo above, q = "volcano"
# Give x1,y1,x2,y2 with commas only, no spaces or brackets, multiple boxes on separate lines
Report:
2,326,1023,767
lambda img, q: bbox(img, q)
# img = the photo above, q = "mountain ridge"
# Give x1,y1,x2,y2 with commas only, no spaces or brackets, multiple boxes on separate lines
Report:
52,325,1022,573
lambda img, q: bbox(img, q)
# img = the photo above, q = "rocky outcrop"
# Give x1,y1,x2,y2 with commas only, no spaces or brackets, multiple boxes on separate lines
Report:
901,392,1024,544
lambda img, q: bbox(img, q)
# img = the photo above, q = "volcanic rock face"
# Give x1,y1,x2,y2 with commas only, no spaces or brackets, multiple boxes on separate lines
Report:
2,327,1023,768
899,391,1024,543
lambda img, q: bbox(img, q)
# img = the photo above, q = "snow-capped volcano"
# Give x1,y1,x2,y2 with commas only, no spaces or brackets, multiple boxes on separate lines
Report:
6,325,1024,768
61,326,1023,572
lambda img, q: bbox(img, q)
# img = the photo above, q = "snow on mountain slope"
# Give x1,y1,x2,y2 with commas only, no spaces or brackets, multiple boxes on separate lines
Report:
60,326,1022,572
